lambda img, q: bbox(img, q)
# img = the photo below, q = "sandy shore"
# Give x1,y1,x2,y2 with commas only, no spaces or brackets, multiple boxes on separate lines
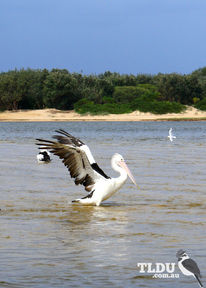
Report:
0,107,206,122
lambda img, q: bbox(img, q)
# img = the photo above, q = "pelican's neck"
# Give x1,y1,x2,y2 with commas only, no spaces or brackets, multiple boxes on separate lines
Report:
111,160,127,182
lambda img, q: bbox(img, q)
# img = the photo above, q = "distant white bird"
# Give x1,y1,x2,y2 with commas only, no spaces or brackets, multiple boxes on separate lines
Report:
176,250,203,288
37,149,51,163
168,128,176,142
36,129,138,206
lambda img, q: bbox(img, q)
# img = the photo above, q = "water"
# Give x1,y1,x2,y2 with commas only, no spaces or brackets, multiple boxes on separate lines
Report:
0,121,205,288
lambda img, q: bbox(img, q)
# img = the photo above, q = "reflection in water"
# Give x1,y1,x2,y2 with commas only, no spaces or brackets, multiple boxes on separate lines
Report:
0,121,205,288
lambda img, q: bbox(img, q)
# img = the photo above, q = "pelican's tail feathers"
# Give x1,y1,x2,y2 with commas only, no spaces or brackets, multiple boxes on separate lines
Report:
72,199,81,203
71,190,101,206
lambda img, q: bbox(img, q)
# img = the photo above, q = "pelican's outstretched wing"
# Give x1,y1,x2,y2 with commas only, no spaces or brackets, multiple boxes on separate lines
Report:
36,129,110,192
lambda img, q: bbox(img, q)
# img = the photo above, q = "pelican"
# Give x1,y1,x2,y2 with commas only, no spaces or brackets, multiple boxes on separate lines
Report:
168,128,176,142
37,149,51,163
36,129,138,206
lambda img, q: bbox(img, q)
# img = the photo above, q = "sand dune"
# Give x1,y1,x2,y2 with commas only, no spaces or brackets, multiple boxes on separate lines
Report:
0,107,206,121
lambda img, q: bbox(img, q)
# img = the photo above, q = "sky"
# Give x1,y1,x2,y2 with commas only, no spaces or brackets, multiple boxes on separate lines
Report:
0,0,206,75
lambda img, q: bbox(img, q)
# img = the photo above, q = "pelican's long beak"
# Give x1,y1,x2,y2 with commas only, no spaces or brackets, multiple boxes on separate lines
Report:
119,160,139,188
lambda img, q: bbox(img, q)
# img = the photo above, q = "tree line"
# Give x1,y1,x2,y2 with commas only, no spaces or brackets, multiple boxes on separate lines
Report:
0,67,206,113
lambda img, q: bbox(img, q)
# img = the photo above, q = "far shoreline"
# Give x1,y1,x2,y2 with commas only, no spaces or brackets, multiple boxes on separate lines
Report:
1,107,206,122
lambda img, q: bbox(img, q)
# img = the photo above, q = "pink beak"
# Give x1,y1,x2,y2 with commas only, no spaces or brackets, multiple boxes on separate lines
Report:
119,160,139,188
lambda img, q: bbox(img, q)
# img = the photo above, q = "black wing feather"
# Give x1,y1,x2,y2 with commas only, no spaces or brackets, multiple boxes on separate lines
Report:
36,137,95,192
36,130,110,191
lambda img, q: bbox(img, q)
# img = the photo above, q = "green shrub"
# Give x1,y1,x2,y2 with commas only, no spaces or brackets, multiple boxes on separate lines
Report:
74,99,94,114
74,98,131,114
102,96,115,104
193,97,200,104
74,83,186,115
194,98,206,111
74,97,185,115
131,98,185,114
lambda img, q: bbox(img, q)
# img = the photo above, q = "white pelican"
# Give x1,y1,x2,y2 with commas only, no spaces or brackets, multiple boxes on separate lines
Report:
37,149,51,163
36,129,138,206
168,128,176,142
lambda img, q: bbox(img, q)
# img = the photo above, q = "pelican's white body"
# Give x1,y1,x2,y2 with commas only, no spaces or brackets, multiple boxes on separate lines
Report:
77,172,127,206
73,153,131,206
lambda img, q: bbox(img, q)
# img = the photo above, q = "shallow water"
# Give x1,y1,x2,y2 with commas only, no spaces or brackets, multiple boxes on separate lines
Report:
0,121,205,287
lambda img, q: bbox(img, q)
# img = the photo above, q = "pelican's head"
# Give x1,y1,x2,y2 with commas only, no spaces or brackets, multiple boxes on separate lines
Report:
111,153,138,187
111,153,124,164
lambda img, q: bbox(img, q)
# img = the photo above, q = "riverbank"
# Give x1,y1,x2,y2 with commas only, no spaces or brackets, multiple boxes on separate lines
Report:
1,107,206,121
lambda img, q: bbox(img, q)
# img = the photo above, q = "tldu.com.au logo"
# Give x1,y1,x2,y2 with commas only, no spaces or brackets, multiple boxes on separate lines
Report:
137,262,179,279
